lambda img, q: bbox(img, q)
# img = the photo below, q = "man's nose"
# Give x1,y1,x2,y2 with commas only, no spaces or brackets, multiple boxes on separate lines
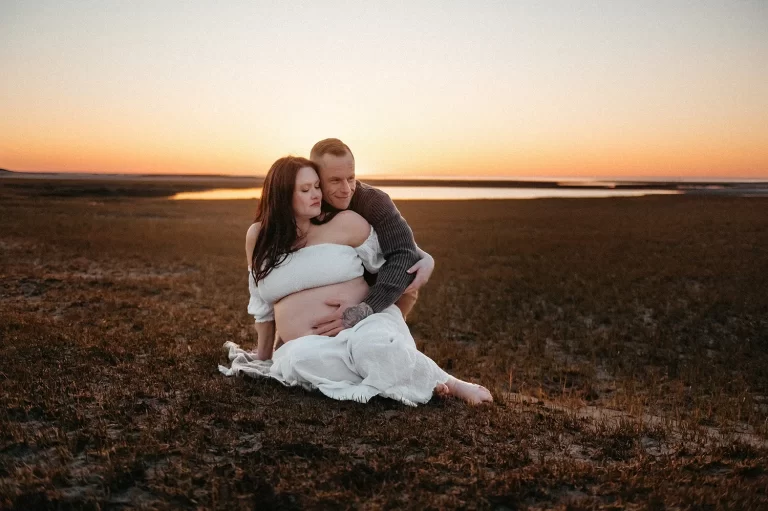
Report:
340,180,351,195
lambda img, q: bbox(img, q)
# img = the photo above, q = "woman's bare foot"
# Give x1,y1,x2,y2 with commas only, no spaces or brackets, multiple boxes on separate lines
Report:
445,378,493,405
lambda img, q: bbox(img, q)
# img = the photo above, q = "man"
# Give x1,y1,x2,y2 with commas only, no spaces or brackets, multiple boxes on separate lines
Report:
310,138,434,336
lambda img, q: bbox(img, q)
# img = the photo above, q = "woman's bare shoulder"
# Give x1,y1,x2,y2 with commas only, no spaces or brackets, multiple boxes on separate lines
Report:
245,222,261,266
329,211,370,246
246,222,261,243
333,210,367,225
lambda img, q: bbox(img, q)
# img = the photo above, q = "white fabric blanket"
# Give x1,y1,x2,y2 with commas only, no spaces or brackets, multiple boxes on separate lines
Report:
219,306,449,407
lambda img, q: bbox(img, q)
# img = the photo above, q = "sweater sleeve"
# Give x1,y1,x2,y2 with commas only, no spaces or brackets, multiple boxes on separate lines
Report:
351,183,419,312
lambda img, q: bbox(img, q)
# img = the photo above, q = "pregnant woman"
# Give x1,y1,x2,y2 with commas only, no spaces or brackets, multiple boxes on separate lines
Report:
219,156,492,406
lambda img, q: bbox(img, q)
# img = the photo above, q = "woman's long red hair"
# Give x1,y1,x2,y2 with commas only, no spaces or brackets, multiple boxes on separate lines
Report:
251,156,320,283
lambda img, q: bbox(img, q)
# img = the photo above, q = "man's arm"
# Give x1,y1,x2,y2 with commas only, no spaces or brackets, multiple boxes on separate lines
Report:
338,184,420,323
361,203,420,312
312,185,423,333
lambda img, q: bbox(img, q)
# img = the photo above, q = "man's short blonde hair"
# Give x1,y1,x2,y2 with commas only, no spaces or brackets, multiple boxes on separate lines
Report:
310,138,354,162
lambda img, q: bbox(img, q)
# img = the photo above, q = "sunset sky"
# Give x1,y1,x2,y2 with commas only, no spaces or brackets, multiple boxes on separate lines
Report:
1,1,766,179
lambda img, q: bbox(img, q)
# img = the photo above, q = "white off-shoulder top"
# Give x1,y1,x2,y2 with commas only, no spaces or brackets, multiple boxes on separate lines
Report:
247,227,385,323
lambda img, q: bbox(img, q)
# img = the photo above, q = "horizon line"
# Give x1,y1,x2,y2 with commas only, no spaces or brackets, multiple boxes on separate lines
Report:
2,167,768,184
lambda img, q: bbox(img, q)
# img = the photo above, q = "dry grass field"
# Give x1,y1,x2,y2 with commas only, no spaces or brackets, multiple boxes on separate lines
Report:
1,178,767,509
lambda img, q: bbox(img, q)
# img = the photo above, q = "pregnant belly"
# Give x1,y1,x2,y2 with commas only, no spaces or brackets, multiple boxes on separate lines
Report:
274,277,369,342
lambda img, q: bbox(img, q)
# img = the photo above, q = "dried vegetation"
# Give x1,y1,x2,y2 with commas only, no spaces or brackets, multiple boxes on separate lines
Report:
1,179,767,509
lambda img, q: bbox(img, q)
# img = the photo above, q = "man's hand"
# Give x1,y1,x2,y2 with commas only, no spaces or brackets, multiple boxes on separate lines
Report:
404,251,434,294
312,299,372,336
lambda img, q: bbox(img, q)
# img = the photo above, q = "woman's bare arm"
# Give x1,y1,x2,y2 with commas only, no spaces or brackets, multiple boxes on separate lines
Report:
254,322,275,360
246,223,276,360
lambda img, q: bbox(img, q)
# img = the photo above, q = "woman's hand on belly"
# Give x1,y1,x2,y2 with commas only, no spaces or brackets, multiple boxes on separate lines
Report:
274,277,369,342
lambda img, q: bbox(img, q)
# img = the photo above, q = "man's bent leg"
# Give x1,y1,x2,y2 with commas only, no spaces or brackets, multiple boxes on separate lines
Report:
395,289,419,320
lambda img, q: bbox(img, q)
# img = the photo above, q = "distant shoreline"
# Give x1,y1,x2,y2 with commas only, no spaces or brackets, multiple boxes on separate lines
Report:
2,168,767,194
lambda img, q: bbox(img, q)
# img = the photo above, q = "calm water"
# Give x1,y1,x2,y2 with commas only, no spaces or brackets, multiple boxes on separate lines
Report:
172,186,682,201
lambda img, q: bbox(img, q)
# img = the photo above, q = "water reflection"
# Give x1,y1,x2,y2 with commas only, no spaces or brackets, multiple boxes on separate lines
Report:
172,186,682,201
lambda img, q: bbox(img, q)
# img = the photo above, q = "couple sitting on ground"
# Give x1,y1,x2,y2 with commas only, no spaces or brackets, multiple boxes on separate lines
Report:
219,138,493,406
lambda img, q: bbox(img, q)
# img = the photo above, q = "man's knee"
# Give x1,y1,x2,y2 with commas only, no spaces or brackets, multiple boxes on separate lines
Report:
395,288,419,318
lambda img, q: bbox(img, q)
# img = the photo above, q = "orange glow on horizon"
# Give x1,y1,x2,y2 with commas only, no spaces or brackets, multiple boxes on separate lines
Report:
2,129,766,179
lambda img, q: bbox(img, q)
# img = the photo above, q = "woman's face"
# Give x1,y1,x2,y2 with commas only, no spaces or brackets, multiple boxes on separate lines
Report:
292,166,322,219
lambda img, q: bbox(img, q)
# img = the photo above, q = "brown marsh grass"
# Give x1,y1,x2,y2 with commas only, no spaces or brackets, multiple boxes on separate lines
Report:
1,179,767,509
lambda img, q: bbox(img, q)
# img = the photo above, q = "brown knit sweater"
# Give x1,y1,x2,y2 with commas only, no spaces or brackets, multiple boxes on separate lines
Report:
344,181,420,312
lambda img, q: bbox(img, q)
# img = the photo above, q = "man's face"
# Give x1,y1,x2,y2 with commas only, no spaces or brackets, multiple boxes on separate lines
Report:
317,152,356,210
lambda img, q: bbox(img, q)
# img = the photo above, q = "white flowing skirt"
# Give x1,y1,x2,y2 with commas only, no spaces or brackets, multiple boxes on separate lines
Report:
219,306,450,407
